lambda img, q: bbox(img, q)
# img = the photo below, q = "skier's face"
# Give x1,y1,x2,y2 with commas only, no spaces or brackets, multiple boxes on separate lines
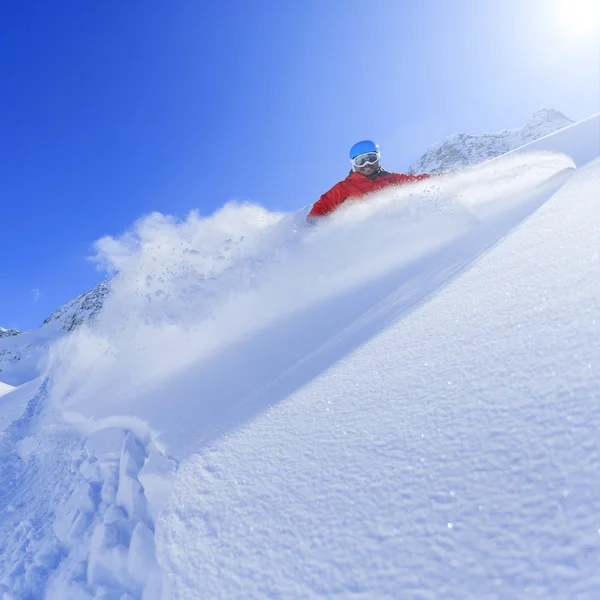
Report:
351,152,380,176
355,161,379,176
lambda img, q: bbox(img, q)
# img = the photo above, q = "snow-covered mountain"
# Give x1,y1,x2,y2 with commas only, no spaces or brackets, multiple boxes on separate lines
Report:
0,281,109,385
0,327,20,339
41,280,110,332
409,108,574,174
0,323,62,386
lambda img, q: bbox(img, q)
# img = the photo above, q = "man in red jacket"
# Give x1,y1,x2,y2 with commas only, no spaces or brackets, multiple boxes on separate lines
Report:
307,140,431,221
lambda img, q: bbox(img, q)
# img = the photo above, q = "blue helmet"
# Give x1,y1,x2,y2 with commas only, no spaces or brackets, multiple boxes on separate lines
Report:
349,140,379,159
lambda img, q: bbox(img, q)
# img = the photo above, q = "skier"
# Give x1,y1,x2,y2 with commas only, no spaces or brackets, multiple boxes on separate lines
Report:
307,140,432,221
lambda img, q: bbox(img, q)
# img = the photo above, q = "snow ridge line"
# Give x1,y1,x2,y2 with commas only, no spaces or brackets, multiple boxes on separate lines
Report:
0,379,177,599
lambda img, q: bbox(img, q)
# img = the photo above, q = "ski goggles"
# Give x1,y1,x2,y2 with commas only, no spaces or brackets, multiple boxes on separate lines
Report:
350,152,380,168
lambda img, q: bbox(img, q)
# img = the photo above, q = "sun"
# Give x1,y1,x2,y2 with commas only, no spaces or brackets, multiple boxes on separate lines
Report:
555,0,600,37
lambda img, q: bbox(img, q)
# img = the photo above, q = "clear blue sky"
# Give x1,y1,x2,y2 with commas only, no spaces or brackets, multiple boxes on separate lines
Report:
1,0,598,330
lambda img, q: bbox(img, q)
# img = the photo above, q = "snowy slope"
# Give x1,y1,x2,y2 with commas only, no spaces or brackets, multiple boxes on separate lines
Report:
0,113,598,599
409,108,574,174
0,321,64,386
0,381,14,398
0,379,38,431
159,156,600,599
0,281,110,386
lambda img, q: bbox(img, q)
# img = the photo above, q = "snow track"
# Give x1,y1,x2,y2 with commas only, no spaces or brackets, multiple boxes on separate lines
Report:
0,380,176,599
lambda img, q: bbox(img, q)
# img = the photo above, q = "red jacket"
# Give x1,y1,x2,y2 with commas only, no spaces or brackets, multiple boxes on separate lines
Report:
307,169,430,219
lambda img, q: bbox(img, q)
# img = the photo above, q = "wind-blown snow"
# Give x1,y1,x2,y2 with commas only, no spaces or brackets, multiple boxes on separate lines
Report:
0,113,599,599
47,152,573,457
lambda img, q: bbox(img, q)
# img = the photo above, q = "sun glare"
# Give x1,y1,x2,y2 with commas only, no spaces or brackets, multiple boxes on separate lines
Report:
556,0,600,37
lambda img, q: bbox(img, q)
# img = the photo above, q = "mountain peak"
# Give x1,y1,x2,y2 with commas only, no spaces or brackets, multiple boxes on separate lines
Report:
528,108,570,124
41,280,110,332
0,327,21,339
410,109,575,175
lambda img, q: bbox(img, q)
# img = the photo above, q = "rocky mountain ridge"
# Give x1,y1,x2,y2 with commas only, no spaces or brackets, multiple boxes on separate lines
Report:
41,280,110,332
0,328,21,339
0,281,109,385
409,109,574,174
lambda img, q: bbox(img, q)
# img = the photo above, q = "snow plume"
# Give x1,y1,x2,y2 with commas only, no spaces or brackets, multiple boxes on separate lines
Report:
46,202,285,419
45,151,574,447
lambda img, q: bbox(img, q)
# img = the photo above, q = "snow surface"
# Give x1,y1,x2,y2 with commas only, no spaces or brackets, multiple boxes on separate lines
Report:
0,381,14,399
0,379,38,432
0,321,64,387
158,154,600,600
0,113,599,599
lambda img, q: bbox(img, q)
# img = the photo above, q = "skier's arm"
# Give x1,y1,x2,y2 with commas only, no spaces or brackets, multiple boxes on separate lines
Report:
389,173,432,185
307,183,348,220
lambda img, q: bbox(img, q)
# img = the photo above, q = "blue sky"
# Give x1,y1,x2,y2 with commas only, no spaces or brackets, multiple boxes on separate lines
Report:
1,0,598,330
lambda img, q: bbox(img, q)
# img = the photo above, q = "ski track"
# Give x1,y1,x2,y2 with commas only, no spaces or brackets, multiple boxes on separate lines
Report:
0,379,177,599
